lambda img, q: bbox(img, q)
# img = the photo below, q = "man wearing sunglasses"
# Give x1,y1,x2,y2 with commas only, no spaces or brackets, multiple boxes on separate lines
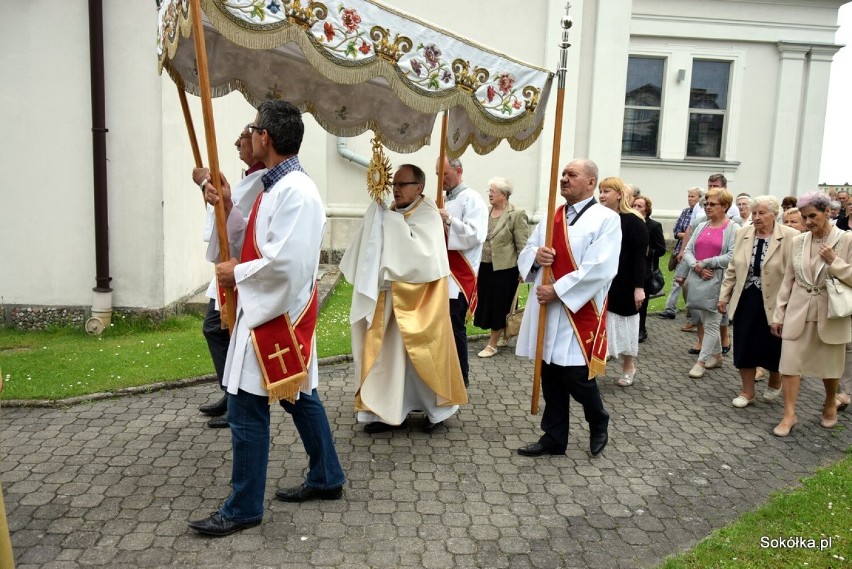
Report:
191,127,266,429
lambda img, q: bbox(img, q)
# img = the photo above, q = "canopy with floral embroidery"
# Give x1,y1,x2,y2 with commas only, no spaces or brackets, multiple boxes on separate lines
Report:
157,0,553,155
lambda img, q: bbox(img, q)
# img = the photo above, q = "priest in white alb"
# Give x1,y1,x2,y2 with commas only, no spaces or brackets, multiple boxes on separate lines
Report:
341,164,468,434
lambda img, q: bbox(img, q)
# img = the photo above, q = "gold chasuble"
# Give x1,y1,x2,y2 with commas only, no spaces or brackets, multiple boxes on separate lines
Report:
357,279,467,410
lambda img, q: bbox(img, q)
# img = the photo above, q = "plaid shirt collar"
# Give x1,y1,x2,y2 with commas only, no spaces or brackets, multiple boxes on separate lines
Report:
261,155,305,192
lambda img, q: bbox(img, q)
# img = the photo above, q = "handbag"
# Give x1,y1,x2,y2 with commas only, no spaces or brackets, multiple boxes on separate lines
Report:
685,268,723,312
826,276,852,319
667,254,678,272
645,266,665,297
824,234,852,319
503,284,527,340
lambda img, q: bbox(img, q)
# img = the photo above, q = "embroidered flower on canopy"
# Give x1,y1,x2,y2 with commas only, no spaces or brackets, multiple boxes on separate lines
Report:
497,73,515,95
410,59,423,76
513,99,522,109
424,44,441,68
486,85,496,103
324,21,334,41
341,7,362,32
358,40,371,55
266,0,281,14
441,70,452,84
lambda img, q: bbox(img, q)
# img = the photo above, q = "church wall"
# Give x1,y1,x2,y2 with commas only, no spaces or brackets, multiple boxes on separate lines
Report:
0,0,845,325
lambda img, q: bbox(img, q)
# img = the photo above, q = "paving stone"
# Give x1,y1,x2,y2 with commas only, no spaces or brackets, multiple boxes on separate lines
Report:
2,317,849,568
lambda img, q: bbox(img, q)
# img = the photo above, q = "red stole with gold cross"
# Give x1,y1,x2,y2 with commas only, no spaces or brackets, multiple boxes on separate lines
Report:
551,205,608,379
240,191,318,403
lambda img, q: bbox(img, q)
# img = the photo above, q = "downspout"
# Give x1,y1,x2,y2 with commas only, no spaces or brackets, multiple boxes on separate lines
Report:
85,0,113,335
336,137,370,168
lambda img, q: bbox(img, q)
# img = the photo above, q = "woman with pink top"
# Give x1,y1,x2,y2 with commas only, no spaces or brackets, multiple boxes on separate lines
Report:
682,188,740,378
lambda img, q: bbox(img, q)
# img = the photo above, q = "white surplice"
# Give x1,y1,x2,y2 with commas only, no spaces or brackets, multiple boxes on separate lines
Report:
515,199,621,366
207,170,325,398
444,185,488,299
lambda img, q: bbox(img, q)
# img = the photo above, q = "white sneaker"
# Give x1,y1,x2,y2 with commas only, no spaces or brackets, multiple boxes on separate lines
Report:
763,387,782,402
688,364,705,378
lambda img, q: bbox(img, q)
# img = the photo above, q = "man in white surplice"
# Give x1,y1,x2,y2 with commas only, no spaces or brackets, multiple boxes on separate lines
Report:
515,159,620,458
436,157,488,387
341,164,468,434
189,101,344,538
191,127,266,428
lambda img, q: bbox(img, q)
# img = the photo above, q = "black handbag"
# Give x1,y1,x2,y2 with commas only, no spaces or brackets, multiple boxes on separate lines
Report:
645,266,665,297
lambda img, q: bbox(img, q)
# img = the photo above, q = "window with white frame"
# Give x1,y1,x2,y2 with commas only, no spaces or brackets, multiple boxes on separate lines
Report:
687,59,731,158
622,56,665,157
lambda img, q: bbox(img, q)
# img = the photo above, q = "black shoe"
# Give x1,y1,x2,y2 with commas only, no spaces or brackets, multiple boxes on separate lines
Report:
188,512,260,537
657,310,676,319
517,442,564,457
423,420,444,434
207,415,229,429
364,420,407,434
638,331,647,343
275,483,343,503
722,345,731,354
590,432,608,456
199,395,228,416
688,347,701,355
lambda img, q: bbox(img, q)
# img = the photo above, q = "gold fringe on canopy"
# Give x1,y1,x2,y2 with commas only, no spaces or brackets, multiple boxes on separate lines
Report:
157,0,553,153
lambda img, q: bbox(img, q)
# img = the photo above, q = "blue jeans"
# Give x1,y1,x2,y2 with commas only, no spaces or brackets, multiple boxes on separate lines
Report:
219,388,345,523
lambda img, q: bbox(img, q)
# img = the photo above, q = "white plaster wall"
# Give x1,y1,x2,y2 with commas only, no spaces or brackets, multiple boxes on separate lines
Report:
1,0,845,311
161,88,259,306
102,2,168,310
0,3,100,306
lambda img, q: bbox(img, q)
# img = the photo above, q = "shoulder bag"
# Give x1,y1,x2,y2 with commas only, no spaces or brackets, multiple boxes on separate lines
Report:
826,234,852,319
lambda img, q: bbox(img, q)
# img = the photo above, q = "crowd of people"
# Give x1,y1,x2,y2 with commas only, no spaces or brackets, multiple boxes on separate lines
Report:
183,102,847,536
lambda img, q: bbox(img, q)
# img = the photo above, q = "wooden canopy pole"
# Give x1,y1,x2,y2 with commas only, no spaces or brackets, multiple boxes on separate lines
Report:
189,0,236,331
532,3,573,414
176,79,203,168
435,110,449,209
174,79,209,207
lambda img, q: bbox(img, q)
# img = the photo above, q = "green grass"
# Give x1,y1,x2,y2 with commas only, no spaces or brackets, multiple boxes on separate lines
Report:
0,314,213,400
658,453,851,568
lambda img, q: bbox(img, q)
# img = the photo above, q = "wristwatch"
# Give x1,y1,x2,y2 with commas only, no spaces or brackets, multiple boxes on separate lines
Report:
444,215,452,227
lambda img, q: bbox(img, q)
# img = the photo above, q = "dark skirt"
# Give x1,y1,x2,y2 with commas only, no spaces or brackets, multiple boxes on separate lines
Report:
473,262,519,331
732,285,782,371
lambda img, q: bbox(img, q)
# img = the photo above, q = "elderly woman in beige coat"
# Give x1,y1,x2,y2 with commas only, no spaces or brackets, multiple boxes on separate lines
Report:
719,196,799,409
770,192,852,436
474,177,530,356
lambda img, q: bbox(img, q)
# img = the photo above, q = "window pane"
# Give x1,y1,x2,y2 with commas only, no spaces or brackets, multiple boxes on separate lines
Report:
689,60,729,110
625,57,664,107
687,113,724,157
622,108,660,156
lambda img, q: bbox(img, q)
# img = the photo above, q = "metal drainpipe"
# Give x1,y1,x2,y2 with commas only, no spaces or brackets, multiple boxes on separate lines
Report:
86,0,113,335
336,137,370,168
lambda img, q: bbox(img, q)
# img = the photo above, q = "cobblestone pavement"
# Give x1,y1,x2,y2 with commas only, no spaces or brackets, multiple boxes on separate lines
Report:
2,317,849,568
